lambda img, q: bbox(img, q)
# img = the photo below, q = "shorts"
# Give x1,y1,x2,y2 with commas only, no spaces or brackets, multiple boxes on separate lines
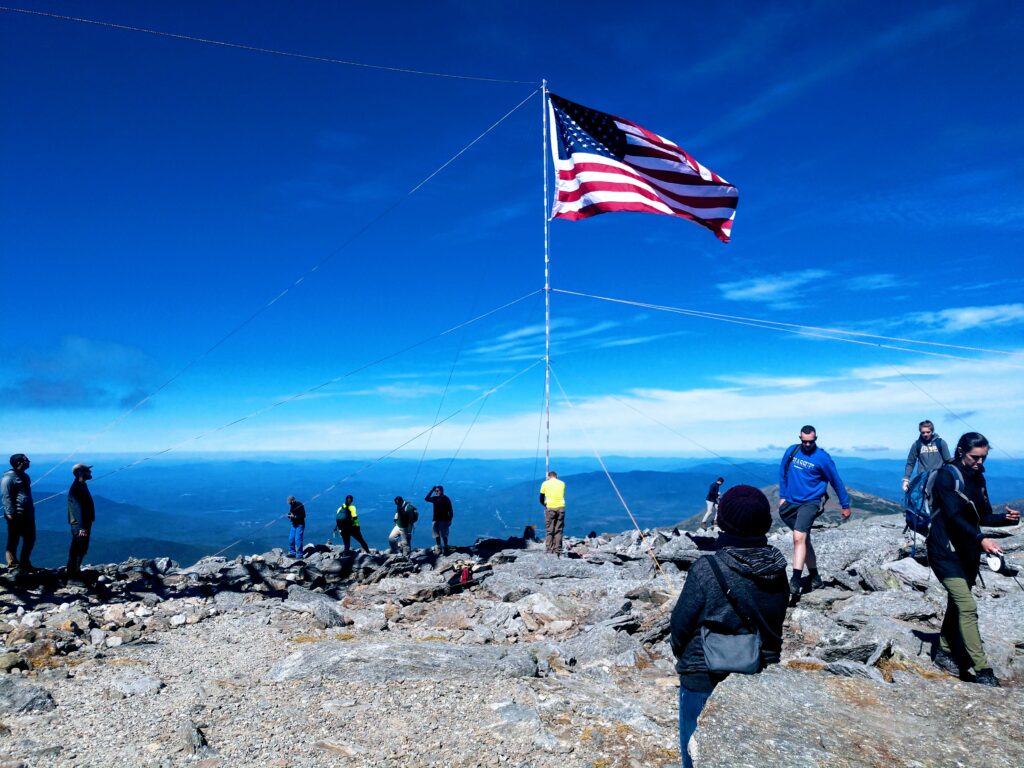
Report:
432,520,451,539
779,500,825,534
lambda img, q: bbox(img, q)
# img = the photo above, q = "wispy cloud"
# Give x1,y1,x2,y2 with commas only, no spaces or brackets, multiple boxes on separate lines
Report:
717,269,829,308
690,4,971,148
908,303,1024,333
0,336,157,410
848,273,907,291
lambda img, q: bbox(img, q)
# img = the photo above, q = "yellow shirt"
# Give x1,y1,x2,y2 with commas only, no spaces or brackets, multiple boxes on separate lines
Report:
337,504,359,525
539,478,566,509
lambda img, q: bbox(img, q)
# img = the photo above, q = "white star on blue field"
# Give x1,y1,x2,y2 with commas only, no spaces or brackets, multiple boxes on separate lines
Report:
2,0,1022,459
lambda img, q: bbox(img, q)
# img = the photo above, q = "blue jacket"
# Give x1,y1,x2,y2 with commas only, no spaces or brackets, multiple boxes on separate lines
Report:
778,445,850,509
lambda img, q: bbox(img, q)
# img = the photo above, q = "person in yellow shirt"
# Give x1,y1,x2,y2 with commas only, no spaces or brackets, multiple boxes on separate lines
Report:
538,470,567,555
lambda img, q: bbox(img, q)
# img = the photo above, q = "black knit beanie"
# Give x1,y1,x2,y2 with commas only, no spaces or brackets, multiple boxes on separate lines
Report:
716,484,771,537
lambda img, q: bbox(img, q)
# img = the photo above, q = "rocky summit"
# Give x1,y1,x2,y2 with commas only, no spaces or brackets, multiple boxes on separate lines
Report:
0,514,1022,767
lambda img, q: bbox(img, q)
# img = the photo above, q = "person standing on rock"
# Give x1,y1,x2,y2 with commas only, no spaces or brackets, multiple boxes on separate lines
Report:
539,470,566,555
670,485,789,768
286,496,306,558
700,477,724,530
928,432,1020,687
901,419,951,493
389,496,417,556
2,453,36,572
66,463,96,581
425,485,454,555
335,495,371,554
778,426,851,601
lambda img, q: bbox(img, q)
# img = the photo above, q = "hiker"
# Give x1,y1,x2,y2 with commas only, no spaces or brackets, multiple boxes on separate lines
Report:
538,470,566,555
286,496,306,558
670,486,788,768
335,495,370,553
902,419,951,492
389,496,417,556
700,477,724,530
66,463,95,580
425,485,454,555
778,425,851,600
928,432,1020,687
2,454,36,572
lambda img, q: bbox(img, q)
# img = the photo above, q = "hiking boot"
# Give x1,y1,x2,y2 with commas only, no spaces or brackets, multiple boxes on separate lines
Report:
809,572,824,591
975,669,1001,687
932,649,961,677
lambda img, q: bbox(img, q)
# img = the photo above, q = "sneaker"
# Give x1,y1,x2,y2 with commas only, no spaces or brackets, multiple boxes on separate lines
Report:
809,572,824,591
975,668,1001,687
932,648,961,676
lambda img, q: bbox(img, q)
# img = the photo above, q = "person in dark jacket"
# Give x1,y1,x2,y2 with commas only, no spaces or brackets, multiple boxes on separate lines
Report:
902,419,951,492
286,496,306,558
389,496,417,556
66,463,96,580
425,485,454,555
2,454,36,572
670,485,789,768
928,432,1020,687
335,495,370,553
699,477,724,530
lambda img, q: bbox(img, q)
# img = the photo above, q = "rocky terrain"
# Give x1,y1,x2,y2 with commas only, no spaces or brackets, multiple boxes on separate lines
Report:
1,513,1022,767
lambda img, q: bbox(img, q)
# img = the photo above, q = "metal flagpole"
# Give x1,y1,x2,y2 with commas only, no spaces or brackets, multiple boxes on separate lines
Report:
541,79,551,473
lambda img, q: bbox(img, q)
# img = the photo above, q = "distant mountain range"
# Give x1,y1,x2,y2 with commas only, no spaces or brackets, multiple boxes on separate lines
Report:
24,456,1022,567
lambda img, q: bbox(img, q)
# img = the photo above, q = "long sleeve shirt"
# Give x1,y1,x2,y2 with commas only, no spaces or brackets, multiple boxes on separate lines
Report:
903,436,951,479
67,481,96,531
778,445,850,508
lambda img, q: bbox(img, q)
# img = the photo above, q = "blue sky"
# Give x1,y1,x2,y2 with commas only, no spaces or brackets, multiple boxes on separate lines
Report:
2,0,1023,464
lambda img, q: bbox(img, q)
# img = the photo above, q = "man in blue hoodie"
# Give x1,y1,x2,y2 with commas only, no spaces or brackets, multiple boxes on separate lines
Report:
778,426,851,600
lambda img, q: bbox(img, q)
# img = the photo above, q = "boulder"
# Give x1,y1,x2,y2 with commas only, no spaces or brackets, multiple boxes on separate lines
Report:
282,585,350,628
0,677,55,713
266,639,538,683
690,667,1024,767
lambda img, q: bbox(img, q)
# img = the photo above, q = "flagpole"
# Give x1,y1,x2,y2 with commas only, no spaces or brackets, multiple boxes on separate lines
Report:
541,79,551,474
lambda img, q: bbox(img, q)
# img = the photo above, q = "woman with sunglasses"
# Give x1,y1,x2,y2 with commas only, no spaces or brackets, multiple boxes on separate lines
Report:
928,432,1020,686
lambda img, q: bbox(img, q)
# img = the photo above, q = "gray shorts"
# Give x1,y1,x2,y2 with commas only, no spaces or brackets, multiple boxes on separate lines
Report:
432,520,451,539
780,500,825,533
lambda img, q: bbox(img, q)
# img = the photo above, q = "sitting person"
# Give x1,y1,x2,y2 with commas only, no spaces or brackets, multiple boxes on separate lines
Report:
670,485,789,768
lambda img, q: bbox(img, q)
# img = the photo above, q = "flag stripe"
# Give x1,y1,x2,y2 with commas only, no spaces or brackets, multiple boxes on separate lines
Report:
548,93,738,242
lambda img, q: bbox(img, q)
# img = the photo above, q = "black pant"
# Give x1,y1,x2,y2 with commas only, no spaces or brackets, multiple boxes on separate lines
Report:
339,524,370,553
5,514,36,567
68,526,92,574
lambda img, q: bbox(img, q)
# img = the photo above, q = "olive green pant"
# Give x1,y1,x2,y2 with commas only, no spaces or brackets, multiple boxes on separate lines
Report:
939,576,989,671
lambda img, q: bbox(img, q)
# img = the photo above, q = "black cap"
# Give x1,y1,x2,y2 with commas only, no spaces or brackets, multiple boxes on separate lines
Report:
717,485,772,537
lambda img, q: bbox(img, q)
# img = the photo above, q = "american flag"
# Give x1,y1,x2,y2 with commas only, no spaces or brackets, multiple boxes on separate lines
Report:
548,93,738,243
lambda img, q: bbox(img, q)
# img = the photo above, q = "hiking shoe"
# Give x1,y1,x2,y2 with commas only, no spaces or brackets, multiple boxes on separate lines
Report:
932,649,961,677
809,573,824,591
975,669,1001,687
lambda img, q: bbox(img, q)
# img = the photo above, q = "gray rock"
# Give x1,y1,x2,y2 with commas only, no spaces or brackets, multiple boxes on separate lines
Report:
690,667,1024,767
178,720,208,754
883,557,935,591
282,585,349,628
110,671,164,696
0,677,55,714
831,591,938,630
0,653,27,674
266,639,538,683
823,660,888,683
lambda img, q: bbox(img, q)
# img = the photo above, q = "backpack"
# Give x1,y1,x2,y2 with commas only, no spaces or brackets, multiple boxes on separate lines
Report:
399,501,418,527
904,464,964,555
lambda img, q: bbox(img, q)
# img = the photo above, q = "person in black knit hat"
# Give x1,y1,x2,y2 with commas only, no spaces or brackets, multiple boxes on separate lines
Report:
670,485,789,768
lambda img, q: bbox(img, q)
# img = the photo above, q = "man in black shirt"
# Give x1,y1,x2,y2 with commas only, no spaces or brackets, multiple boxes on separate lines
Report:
67,463,96,580
699,477,724,530
425,485,454,555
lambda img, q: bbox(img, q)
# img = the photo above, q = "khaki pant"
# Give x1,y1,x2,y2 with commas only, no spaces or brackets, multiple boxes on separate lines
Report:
544,507,565,554
939,576,989,671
